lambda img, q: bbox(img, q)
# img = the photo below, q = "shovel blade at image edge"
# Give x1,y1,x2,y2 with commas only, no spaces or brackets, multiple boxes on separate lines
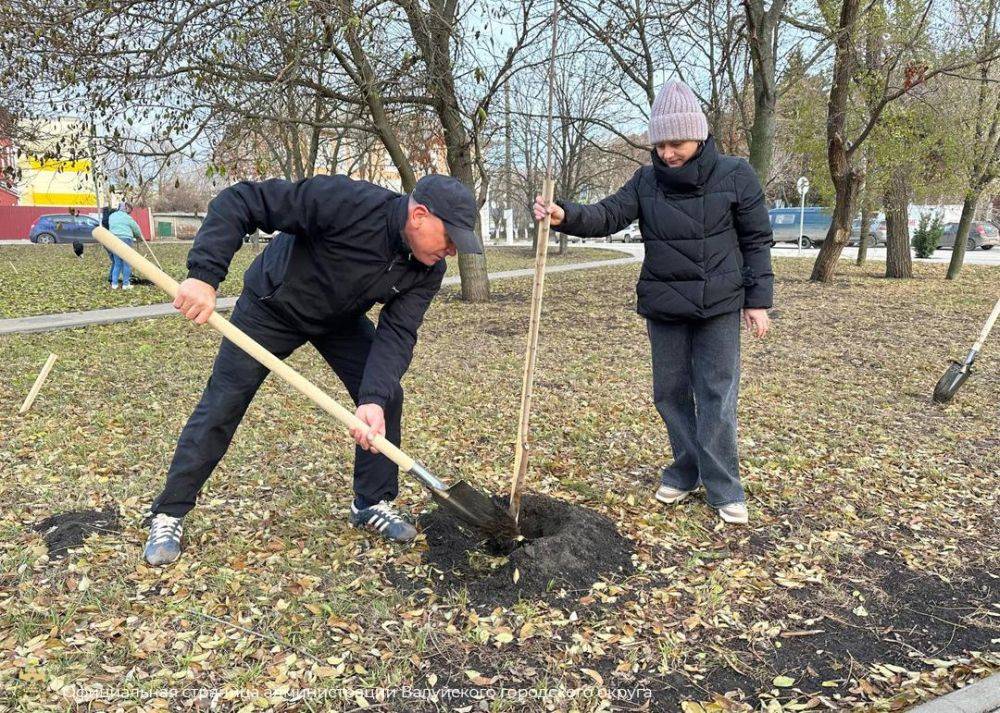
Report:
932,361,971,404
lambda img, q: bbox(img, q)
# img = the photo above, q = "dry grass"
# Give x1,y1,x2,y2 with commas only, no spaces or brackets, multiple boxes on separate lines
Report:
0,257,997,711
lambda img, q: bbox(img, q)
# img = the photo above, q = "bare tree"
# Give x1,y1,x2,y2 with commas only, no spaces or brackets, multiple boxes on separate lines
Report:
563,0,752,151
0,0,548,301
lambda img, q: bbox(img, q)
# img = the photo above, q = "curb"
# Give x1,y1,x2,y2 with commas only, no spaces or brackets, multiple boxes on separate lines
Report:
908,673,1000,713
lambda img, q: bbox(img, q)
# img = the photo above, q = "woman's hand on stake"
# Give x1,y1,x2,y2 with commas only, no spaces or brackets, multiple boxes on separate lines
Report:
532,195,564,226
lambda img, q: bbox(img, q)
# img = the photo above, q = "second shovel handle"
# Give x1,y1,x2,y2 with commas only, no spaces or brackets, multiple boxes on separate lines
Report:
91,226,415,471
973,296,1000,351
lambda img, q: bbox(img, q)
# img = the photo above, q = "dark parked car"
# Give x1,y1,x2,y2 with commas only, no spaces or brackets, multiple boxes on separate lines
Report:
29,214,101,244
937,221,998,251
768,207,832,248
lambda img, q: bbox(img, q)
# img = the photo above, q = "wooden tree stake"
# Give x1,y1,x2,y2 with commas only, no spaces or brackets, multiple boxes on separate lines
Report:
19,353,58,414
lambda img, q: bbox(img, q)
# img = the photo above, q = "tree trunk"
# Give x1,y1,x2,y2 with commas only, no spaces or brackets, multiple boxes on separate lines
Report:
809,0,861,283
883,169,912,278
811,174,861,282
946,190,981,280
401,0,490,302
856,195,873,266
856,144,875,266
744,0,785,182
748,94,776,184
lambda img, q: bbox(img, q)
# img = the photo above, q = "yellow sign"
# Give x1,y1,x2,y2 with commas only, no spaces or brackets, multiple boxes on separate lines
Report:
30,191,98,207
26,157,92,173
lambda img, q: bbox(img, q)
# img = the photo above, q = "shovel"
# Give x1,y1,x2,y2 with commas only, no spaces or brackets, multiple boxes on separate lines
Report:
92,226,518,541
933,295,1000,404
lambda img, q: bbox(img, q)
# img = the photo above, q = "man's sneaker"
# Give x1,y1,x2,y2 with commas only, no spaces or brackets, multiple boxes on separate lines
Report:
110,283,119,290
718,503,748,524
144,513,183,565
122,283,134,290
655,484,693,505
349,500,417,542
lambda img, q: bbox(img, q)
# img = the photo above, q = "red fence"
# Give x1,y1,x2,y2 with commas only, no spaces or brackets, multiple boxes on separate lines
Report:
0,206,153,241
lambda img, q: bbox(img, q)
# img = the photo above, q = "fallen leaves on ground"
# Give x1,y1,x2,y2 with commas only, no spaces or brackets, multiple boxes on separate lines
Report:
0,256,997,711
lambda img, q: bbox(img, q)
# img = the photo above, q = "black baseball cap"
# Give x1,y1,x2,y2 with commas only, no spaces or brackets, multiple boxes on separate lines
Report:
411,174,482,254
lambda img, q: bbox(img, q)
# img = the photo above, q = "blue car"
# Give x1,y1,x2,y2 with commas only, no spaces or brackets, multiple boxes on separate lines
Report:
29,213,101,244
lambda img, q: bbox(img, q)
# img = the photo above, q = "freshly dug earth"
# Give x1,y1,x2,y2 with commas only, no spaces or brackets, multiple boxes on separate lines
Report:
32,508,120,558
406,494,635,607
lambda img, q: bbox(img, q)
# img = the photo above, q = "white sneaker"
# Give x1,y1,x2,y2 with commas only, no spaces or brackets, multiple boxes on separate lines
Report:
122,283,134,290
655,484,693,505
110,283,119,290
718,503,748,524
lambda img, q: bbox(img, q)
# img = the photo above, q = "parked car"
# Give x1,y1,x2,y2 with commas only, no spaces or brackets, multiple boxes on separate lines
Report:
29,214,101,244
873,214,934,246
937,221,998,251
606,222,640,243
768,207,832,248
848,217,883,247
243,229,278,244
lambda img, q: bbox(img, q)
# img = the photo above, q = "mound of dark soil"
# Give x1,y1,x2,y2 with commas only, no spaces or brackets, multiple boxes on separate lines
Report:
33,508,120,558
396,494,635,608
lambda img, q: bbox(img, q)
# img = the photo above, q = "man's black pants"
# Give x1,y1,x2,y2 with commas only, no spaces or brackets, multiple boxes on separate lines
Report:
151,291,402,518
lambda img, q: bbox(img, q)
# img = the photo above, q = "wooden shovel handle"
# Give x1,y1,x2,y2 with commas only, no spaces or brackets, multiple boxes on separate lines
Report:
973,296,1000,351
91,226,415,471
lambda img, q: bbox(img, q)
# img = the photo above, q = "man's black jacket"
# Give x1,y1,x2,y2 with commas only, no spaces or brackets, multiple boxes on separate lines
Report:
186,174,445,409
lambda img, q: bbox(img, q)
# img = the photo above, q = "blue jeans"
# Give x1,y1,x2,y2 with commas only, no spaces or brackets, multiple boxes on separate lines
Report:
647,310,745,507
110,238,134,285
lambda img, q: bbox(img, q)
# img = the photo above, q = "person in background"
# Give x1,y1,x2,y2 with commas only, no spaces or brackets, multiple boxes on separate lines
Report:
107,201,144,290
101,206,114,283
533,80,774,525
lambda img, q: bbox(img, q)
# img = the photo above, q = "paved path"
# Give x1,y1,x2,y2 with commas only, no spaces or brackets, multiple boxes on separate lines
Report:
0,256,641,336
907,672,1000,713
5,241,996,336
590,241,1000,266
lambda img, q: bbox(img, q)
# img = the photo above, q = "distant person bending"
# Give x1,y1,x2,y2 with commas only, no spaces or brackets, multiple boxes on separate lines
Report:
107,202,144,290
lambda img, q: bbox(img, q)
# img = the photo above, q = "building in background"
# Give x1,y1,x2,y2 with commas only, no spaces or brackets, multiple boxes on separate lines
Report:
11,117,105,207
0,116,155,240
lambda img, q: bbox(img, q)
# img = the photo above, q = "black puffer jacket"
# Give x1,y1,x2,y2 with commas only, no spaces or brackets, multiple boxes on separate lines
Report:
555,136,774,322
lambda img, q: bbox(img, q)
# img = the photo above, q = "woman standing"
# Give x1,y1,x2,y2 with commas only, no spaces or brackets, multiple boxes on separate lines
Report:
533,80,773,524
107,201,144,290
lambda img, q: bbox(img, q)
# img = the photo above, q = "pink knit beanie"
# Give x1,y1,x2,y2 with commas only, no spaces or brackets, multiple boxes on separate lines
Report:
649,81,708,143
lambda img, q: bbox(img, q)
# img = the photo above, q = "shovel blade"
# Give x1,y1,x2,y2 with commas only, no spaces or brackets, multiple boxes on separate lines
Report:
429,480,519,540
933,361,971,404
